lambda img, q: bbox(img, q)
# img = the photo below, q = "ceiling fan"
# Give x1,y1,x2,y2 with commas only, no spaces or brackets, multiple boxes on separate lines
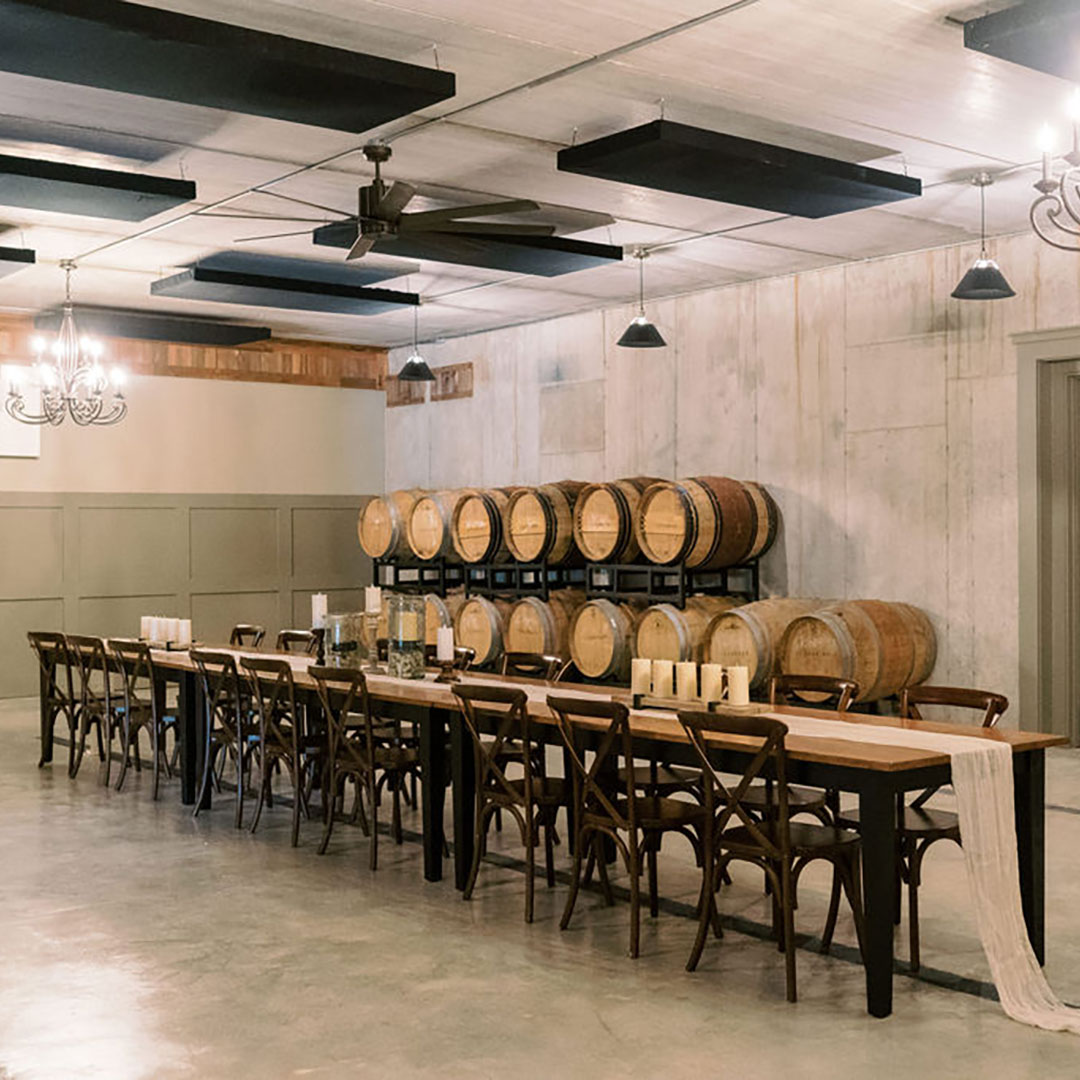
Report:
230,144,623,277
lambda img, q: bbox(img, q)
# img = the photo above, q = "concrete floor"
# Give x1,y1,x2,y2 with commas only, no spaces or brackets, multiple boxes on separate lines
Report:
2,698,1080,1079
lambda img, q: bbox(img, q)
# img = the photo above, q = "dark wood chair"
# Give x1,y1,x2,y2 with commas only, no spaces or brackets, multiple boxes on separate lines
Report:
500,652,562,681
241,656,309,846
65,634,117,782
190,649,254,828
276,629,319,655
424,644,476,670
678,710,865,1001
230,624,265,648
107,639,174,799
835,685,1008,973
454,684,565,923
549,695,706,958
28,631,78,773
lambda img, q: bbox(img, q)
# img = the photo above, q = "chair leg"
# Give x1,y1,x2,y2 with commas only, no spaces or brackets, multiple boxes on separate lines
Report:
71,715,89,779
842,850,868,962
543,811,556,888
391,773,403,845
67,713,80,778
560,829,587,931
233,744,245,830
821,863,843,954
628,842,641,959
151,721,162,801
289,757,302,847
317,763,336,855
647,836,659,919
687,852,715,972
524,814,536,925
781,861,798,1003
250,755,268,834
115,721,132,792
103,718,114,788
463,805,490,901
908,839,923,973
595,846,615,907
368,772,379,872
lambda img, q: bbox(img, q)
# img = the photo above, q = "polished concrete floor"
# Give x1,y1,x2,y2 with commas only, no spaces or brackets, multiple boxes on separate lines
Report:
2,698,1080,1079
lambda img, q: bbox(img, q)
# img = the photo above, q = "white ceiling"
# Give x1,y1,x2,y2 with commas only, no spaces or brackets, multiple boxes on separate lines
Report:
0,0,1067,348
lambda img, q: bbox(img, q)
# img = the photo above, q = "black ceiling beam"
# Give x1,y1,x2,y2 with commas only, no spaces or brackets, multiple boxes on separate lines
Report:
312,222,623,276
0,0,456,134
557,120,921,219
0,244,34,279
964,1,1080,83
0,153,195,220
151,265,419,316
33,305,270,346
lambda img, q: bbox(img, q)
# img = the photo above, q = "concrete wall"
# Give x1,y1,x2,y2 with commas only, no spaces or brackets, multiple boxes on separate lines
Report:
385,230,1080,723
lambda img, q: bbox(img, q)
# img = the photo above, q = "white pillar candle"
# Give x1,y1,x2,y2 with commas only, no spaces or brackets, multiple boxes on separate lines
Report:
364,585,382,614
311,592,328,630
630,657,652,696
436,625,454,662
652,659,674,699
676,661,698,701
177,619,192,646
140,616,152,641
701,663,725,704
150,617,164,643
165,618,180,644
727,665,751,707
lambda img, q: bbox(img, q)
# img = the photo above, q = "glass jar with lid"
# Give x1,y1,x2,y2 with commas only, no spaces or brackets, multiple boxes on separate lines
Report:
387,593,426,679
323,612,364,668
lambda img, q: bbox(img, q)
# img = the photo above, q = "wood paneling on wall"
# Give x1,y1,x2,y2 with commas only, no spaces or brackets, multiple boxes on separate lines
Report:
0,492,371,697
384,231,1071,722
0,315,387,389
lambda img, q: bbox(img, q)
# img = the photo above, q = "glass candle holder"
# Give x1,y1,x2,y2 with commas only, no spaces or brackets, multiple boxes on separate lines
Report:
387,593,426,679
324,613,364,668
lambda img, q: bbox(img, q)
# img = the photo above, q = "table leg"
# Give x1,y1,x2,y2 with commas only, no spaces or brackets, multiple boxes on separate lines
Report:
419,706,446,883
177,670,201,807
450,709,475,891
859,784,897,1018
38,665,53,767
1014,749,1046,965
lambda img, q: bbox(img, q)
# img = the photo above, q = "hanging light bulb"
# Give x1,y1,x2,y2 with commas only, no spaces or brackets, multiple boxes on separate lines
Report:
952,173,1016,302
398,302,435,381
617,250,666,348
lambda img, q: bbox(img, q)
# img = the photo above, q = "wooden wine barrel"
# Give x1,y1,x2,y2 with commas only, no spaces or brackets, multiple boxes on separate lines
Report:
454,595,512,668
450,488,516,564
357,489,426,560
506,481,586,564
505,590,586,659
636,476,776,570
424,591,467,646
569,598,646,681
705,597,825,689
407,490,464,561
572,476,660,564
633,595,744,663
778,599,938,703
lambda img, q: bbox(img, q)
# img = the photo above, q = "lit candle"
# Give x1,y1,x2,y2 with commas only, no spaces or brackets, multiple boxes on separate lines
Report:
676,661,698,701
630,657,652,696
399,611,420,642
311,593,328,630
727,665,751,707
1038,122,1057,186
652,659,674,699
436,625,454,662
701,663,725,704
364,585,382,614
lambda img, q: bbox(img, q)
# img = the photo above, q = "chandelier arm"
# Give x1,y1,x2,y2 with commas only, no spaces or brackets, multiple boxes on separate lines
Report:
1054,169,1080,229
1031,195,1080,251
4,395,54,425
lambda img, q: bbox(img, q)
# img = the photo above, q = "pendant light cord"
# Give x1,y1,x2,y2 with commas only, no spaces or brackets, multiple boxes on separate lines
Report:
637,252,645,316
980,181,987,259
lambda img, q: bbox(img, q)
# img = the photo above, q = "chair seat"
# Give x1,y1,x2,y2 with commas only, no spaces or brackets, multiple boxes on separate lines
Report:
741,783,828,813
498,776,567,806
721,820,860,855
834,805,960,839
619,764,699,796
586,795,706,831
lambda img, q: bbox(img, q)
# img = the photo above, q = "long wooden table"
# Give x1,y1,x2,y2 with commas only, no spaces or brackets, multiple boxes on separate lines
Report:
36,648,1065,1019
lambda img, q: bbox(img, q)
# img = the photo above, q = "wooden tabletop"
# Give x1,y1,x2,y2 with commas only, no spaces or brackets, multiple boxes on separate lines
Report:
151,647,1065,775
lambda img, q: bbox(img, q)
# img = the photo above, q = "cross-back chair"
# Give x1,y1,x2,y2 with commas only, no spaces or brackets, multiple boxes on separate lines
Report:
500,652,562,681
276,629,319,655
229,624,265,648
678,710,865,1002
549,695,706,957
454,684,565,923
28,631,78,773
65,634,118,782
107,639,174,799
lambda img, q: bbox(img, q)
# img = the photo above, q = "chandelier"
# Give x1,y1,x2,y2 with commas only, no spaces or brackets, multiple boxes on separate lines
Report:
5,261,127,427
1029,90,1080,253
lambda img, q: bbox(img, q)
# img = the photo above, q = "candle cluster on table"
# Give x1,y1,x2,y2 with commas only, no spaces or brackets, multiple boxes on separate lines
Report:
140,616,192,647
631,657,752,706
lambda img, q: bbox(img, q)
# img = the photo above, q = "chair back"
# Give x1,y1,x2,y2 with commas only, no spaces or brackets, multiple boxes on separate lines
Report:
453,683,532,806
677,709,791,862
66,634,116,716
107,639,159,720
309,666,374,765
547,695,635,833
230,623,265,648
424,644,476,671
899,685,1008,728
190,649,246,735
240,655,300,749
769,673,858,712
27,631,75,710
276,629,319,655
501,652,561,681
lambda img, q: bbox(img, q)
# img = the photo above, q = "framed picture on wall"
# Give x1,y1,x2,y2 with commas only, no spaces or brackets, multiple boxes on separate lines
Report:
0,366,40,458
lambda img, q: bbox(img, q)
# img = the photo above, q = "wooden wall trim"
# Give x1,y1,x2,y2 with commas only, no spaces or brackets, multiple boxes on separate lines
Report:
0,315,388,390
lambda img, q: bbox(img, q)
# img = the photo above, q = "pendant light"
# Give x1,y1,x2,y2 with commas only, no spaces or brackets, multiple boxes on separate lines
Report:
398,303,435,381
617,249,666,348
952,173,1016,301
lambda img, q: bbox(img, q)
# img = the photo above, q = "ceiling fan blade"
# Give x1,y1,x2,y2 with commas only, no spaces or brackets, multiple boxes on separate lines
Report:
374,181,416,219
347,234,377,260
234,228,320,243
399,199,541,228
421,221,556,237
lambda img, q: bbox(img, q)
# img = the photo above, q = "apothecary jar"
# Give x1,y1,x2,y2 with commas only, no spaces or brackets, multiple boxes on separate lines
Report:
324,613,364,668
387,593,426,679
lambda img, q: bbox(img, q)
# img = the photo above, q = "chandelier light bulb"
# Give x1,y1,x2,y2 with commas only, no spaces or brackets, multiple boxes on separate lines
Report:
29,336,46,354
1038,123,1057,154
110,367,127,388
1068,88,1080,124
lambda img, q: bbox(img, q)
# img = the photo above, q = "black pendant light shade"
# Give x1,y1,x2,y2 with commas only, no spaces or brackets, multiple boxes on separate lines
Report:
953,173,1016,301
618,251,666,348
399,304,436,381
